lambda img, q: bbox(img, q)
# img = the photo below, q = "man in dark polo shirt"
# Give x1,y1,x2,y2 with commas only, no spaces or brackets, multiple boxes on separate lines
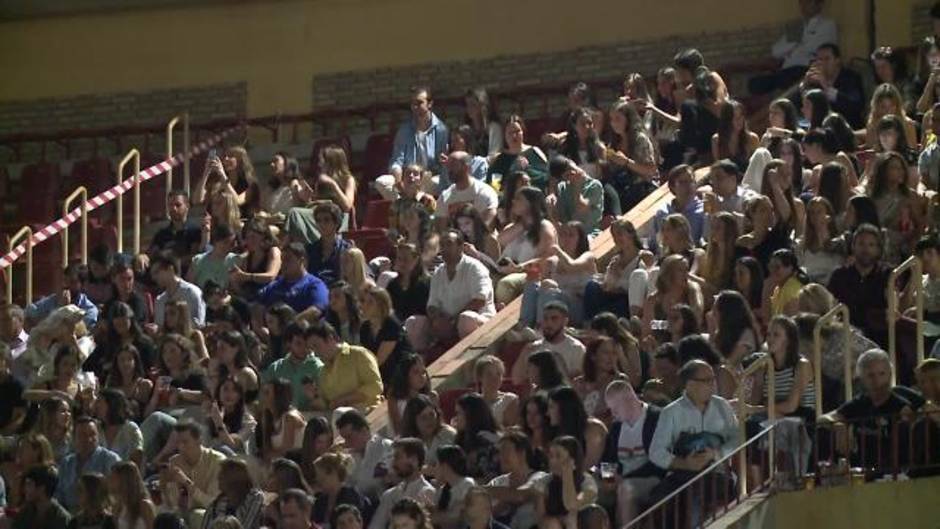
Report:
147,190,202,265
827,223,891,345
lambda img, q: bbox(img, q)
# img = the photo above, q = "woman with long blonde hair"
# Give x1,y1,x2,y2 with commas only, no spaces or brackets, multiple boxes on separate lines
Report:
197,146,261,217
797,197,844,284
700,212,740,296
865,83,918,148
341,247,374,299
108,461,156,529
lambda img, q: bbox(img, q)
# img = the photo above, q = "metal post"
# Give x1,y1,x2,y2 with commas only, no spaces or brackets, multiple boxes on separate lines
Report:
6,226,33,305
813,304,852,418
183,112,191,194
116,149,141,255
61,186,88,267
887,256,924,385
166,115,179,218
736,354,774,498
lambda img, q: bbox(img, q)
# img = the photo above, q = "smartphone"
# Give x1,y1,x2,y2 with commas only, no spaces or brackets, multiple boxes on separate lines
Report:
650,319,669,331
207,148,217,160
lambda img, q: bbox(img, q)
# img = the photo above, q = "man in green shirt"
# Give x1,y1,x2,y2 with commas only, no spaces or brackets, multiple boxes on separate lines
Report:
14,465,70,529
263,321,324,410
554,155,604,235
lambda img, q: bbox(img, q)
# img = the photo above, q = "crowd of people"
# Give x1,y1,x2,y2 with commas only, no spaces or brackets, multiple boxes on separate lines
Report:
2,1,940,528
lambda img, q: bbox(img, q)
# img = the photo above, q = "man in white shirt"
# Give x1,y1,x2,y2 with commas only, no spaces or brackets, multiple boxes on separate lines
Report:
368,438,436,529
511,301,586,384
440,151,498,227
426,230,496,344
749,0,837,94
337,409,393,500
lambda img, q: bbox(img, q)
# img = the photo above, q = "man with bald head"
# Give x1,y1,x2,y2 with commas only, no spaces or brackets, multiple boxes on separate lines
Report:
440,150,498,227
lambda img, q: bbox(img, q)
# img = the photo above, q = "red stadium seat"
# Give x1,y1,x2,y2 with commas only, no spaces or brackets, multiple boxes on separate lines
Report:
345,228,393,262
523,116,564,148
17,162,60,226
68,157,113,197
438,387,472,423
361,199,392,229
362,133,394,183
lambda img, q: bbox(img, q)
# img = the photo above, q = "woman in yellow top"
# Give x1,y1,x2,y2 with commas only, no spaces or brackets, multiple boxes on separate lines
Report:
766,248,808,320
305,320,383,413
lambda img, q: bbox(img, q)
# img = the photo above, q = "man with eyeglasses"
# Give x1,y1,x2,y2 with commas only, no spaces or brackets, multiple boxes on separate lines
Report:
647,360,739,515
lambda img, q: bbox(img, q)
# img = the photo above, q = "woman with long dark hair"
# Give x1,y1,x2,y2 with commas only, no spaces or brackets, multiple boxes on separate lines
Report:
299,416,335,486
210,330,259,399
464,87,503,159
388,242,431,322
94,388,144,466
386,353,433,434
85,301,156,379
230,219,282,301
197,145,261,217
817,162,850,221
325,280,363,346
762,98,801,143
712,99,759,172
496,186,557,305
607,100,659,210
205,376,256,455
583,218,648,320
866,152,924,264
733,256,765,317
735,195,791,274
521,393,552,456
798,196,845,284
547,387,607,468
709,291,761,398
453,203,501,265
108,462,156,529
534,436,597,529
587,312,645,388
260,378,306,461
574,336,630,420
400,394,456,464
103,344,153,421
560,107,606,179
526,351,568,393
699,212,740,297
760,158,806,237
678,66,722,166
265,151,304,218
454,392,501,481
801,89,831,129
767,248,809,320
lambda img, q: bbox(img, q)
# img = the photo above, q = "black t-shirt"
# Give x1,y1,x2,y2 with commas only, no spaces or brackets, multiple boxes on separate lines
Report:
150,221,202,259
360,316,412,384
0,375,25,430
838,391,911,468
387,275,430,321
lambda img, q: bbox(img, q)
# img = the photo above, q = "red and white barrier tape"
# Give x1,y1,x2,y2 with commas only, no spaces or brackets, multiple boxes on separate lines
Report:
0,127,240,269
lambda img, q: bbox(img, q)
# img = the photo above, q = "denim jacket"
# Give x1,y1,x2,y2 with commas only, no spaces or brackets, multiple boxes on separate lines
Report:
389,112,449,174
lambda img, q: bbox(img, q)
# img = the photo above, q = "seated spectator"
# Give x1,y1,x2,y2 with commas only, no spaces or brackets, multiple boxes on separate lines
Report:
202,376,257,456
389,166,438,235
520,394,553,456
1,303,28,382
257,243,328,316
387,354,434,435
648,360,739,514
368,438,436,529
411,230,495,350
400,394,456,465
748,315,816,432
204,189,243,248
230,220,282,301
360,286,411,384
23,343,91,407
333,504,365,529
439,125,490,189
102,261,152,325
708,291,761,398
375,86,449,201
277,488,318,529
873,115,920,181
736,195,792,274
918,103,940,190
865,83,918,148
84,302,157,379
587,312,645,388
387,242,431,324
159,421,227,514
256,302,296,368
259,377,307,460
574,337,632,420
142,334,209,425
261,322,321,410
298,417,334,487
26,262,99,330
430,445,476,529
13,465,70,529
337,409,393,500
188,223,240,290
559,107,607,181
304,144,358,230
866,152,924,265
163,299,210,363
749,0,836,94
453,203,501,267
511,301,586,385
495,186,556,306
653,165,705,245
108,461,157,529
767,248,809,319
201,458,265,529
340,247,374,300
439,151,498,227
525,351,569,394
263,459,314,526
486,431,545,529
303,203,351,286
532,436,597,529
0,345,26,436
601,380,663,526
68,476,115,529
306,319,383,412
454,393,502,481
827,224,891,344
584,219,649,320
474,355,520,427
711,100,760,173
325,281,363,345
93,388,144,465
761,158,806,239
552,156,604,235
463,87,503,159
312,452,370,529
797,196,844,284
18,305,91,389
147,190,203,268
488,115,549,190
462,486,509,529
547,387,608,468
799,43,865,128
519,221,596,327
642,254,704,337
152,255,206,329
678,68,722,167
264,152,304,219
699,212,740,299
824,349,913,471
56,416,120,511
703,161,754,220
196,146,262,218
207,330,258,399
802,127,858,191
606,100,659,211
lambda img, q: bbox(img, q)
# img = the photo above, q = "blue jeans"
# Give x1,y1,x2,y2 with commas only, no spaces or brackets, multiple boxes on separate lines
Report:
519,281,575,328
583,280,629,321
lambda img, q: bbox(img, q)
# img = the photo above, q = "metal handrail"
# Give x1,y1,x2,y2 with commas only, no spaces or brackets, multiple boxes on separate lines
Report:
887,256,924,384
6,226,33,304
166,113,191,208
736,353,775,498
624,422,780,528
813,303,852,419
116,149,141,255
61,186,88,267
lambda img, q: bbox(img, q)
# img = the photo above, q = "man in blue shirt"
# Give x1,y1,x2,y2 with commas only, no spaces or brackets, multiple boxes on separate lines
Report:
258,243,328,317
26,262,98,329
374,86,449,200
305,203,351,285
56,416,120,510
653,164,705,246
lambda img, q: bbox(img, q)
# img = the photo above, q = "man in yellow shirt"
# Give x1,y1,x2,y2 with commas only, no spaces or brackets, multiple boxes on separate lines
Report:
160,421,227,526
306,320,384,412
